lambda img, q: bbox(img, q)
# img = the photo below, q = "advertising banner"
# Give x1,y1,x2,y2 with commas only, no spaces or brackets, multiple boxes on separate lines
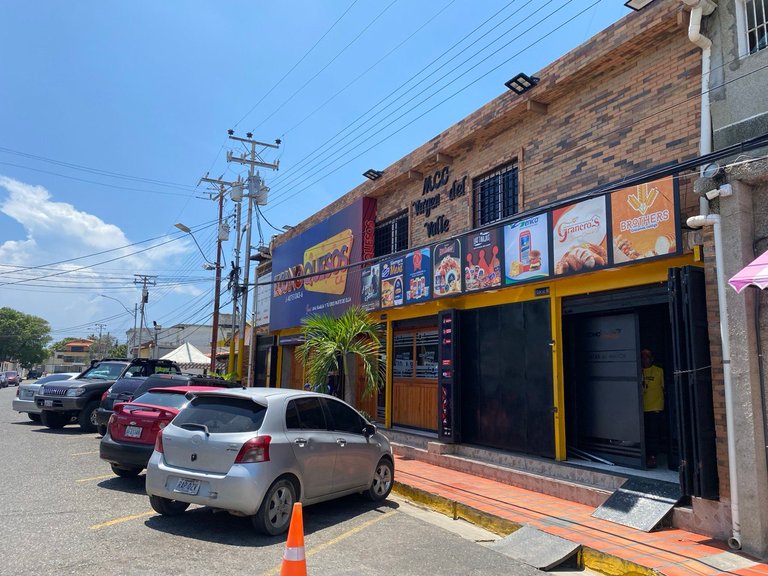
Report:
552,196,608,276
503,214,550,285
610,177,678,263
381,257,405,309
404,248,431,304
461,228,503,292
360,264,381,311
433,238,462,297
270,198,376,330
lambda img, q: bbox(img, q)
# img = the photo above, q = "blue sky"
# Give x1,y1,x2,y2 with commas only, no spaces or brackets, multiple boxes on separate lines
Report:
0,0,634,343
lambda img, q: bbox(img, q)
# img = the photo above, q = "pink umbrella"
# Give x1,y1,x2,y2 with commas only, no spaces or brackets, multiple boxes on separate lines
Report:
728,250,768,293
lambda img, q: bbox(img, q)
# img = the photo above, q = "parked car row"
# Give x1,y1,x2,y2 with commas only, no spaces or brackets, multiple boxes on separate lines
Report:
8,367,395,536
1,370,21,388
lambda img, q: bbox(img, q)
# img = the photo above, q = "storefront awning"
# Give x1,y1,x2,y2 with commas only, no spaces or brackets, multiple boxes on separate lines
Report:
728,250,768,293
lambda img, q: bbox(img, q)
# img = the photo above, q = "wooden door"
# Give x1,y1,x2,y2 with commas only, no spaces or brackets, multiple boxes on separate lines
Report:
392,329,438,431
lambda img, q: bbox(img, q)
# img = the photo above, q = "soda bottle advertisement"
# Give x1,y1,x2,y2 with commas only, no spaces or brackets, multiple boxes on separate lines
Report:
380,257,405,308
504,214,550,284
405,247,431,303
461,228,502,292
552,196,608,276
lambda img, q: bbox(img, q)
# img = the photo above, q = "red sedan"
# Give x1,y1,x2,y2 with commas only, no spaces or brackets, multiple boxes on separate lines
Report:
99,386,220,477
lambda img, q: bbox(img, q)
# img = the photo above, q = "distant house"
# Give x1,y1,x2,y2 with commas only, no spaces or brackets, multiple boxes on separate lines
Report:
47,338,95,373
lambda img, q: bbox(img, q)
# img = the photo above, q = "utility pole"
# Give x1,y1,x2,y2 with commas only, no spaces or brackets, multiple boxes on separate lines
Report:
134,275,156,358
95,323,106,358
227,133,279,384
132,303,138,358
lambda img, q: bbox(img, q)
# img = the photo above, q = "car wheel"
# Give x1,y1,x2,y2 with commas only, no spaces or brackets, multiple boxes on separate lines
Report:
97,424,107,437
252,478,296,536
41,411,68,429
110,464,142,478
28,413,41,423
78,401,99,433
149,495,190,516
364,457,394,502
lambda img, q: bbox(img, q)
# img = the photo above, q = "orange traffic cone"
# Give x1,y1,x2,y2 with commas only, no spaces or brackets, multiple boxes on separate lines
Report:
280,502,307,576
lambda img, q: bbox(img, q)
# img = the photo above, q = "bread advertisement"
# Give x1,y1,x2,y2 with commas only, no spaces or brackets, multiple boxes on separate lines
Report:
503,214,550,285
611,178,677,263
552,197,608,276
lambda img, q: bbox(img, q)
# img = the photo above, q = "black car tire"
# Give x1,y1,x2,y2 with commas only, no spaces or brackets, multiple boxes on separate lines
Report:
41,411,68,429
78,401,99,433
28,413,41,422
252,478,296,536
149,495,190,516
110,464,142,478
97,424,107,437
364,457,394,502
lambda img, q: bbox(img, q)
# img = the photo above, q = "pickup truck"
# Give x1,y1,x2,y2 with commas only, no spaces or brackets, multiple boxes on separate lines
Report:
35,358,181,432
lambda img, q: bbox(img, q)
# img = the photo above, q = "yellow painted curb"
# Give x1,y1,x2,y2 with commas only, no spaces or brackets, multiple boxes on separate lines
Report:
581,548,656,576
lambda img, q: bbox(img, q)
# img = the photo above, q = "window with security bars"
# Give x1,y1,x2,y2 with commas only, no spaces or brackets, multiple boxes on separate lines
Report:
746,0,768,54
473,163,519,227
374,211,408,257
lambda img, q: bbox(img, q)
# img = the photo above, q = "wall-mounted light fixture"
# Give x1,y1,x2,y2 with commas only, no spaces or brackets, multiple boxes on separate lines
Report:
624,0,656,10
505,73,539,95
363,169,383,181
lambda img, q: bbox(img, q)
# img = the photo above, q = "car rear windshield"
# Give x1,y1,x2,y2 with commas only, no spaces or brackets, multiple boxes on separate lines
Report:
110,377,146,394
127,391,189,410
173,396,266,434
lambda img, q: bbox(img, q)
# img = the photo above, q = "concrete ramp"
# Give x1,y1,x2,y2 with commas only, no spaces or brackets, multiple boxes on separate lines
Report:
490,525,581,571
591,477,681,532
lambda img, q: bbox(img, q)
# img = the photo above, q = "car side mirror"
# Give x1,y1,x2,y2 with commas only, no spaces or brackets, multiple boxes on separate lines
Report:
362,423,377,438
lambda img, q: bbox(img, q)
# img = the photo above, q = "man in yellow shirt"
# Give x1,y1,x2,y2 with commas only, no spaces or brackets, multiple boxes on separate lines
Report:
641,348,664,468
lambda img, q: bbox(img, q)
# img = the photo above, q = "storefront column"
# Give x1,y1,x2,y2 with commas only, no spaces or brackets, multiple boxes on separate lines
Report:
384,320,393,429
550,290,566,461
275,345,284,388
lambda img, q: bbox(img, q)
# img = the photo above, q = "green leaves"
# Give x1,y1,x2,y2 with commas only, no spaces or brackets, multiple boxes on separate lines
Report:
0,307,51,368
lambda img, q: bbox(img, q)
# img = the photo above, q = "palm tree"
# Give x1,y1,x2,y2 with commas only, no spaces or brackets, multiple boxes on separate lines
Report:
297,306,384,407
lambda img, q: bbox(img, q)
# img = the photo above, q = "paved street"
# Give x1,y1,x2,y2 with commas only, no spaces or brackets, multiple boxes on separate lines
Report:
0,388,548,576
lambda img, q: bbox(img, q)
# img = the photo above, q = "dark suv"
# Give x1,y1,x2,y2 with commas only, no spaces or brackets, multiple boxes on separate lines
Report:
94,373,235,435
35,358,181,432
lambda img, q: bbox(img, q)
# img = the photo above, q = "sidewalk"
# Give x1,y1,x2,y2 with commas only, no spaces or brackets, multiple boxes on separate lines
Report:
392,454,768,576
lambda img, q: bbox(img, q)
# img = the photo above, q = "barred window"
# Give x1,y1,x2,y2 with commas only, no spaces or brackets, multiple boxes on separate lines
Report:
746,0,767,54
473,163,519,227
374,211,408,257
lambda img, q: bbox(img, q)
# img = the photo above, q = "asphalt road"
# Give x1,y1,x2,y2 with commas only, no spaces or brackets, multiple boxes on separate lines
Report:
0,387,550,576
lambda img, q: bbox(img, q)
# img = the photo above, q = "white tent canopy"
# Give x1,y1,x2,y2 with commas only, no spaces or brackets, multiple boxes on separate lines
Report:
161,342,210,369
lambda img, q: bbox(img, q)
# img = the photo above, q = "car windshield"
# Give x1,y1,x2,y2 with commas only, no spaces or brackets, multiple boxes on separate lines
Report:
173,396,266,433
127,391,189,410
81,362,127,380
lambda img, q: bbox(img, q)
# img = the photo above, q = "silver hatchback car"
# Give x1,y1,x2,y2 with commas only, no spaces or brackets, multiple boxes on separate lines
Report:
145,388,394,535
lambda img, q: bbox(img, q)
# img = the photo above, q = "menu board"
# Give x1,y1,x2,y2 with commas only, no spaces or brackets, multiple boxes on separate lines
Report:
380,257,404,308
504,214,550,285
433,239,462,297
611,177,678,263
360,264,381,311
552,196,608,276
405,248,431,304
462,228,502,292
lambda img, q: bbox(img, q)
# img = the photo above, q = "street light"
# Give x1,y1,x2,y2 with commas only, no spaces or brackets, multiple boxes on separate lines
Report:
100,294,138,358
174,223,221,270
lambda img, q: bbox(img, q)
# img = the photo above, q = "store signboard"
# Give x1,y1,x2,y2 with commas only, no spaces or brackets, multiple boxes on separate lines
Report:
360,264,381,311
270,198,376,331
381,256,405,309
433,238,462,297
405,248,432,304
552,196,608,276
461,228,503,293
255,272,272,327
504,214,550,285
610,177,679,264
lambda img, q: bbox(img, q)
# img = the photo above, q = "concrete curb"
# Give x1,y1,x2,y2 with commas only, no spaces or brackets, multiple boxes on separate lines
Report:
393,481,656,576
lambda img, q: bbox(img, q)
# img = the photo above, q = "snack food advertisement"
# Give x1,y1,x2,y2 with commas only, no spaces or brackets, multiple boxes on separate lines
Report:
461,228,503,292
433,239,462,297
360,264,381,311
552,196,608,276
405,248,431,303
380,257,405,308
503,214,550,285
611,177,678,263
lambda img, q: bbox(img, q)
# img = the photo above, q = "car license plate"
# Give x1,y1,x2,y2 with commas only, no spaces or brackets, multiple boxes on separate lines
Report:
174,478,200,495
124,425,142,438
44,400,53,407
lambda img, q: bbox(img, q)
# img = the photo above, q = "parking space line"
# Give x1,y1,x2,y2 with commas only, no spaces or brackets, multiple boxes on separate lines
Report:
90,511,154,530
258,509,393,576
70,451,99,456
76,474,113,483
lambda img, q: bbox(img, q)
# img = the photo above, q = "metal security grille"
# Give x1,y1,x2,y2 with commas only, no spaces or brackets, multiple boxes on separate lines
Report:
473,163,519,226
374,211,408,257
747,0,768,54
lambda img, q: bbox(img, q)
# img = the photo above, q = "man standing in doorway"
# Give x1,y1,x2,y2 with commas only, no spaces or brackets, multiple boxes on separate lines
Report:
641,348,664,468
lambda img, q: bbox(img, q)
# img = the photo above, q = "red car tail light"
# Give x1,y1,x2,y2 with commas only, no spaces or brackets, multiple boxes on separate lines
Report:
101,390,109,401
234,436,271,464
154,430,164,453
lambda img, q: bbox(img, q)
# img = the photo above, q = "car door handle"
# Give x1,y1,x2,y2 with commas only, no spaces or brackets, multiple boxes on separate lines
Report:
336,438,346,447
294,438,307,447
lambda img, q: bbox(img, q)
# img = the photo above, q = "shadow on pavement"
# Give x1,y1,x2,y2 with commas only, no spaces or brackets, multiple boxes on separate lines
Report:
143,495,399,547
97,475,147,495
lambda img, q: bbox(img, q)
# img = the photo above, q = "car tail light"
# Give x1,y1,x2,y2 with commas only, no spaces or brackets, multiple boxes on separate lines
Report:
101,390,109,401
154,430,164,453
108,414,116,427
234,436,271,464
